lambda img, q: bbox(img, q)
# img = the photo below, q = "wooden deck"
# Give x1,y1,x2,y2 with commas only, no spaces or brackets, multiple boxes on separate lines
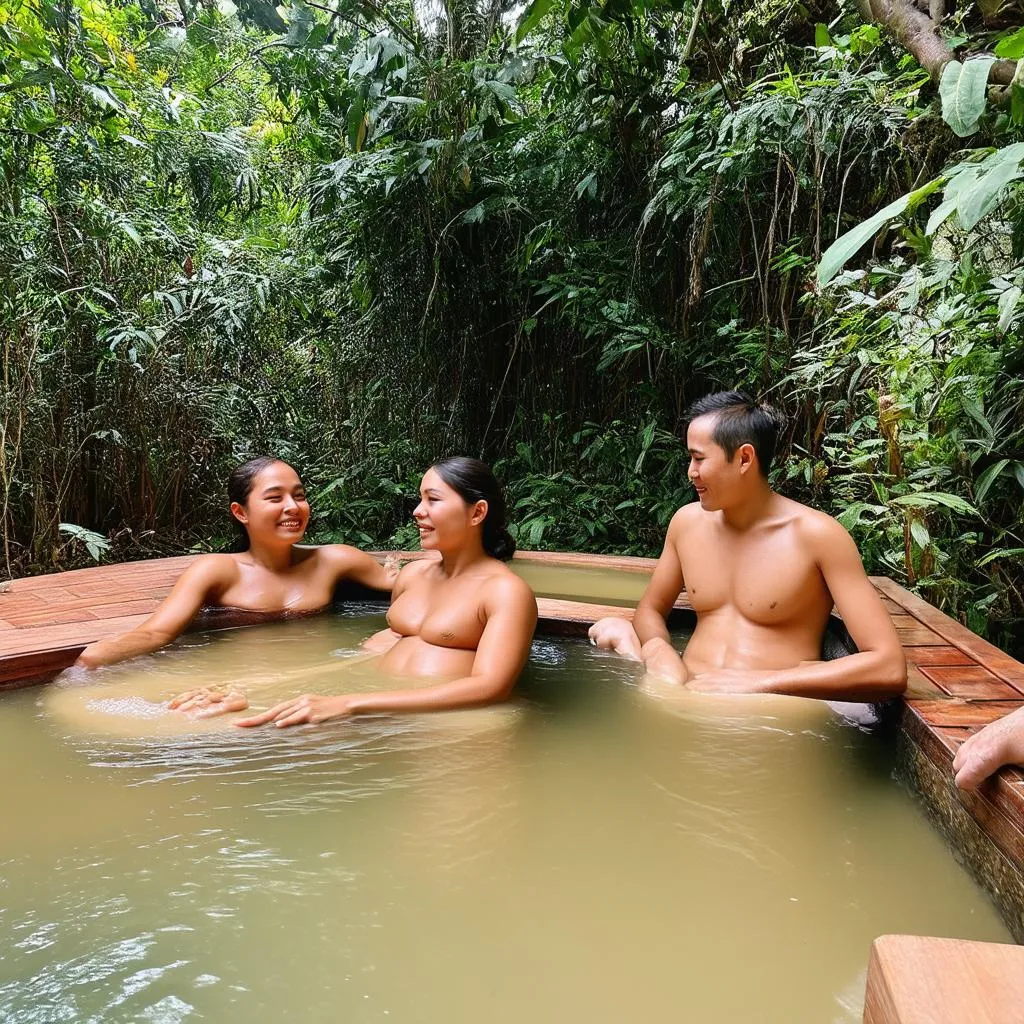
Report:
3,549,1024,923
863,934,1024,1023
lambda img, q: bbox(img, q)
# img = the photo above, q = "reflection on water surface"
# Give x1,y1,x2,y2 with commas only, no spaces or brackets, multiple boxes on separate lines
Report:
0,612,1010,1023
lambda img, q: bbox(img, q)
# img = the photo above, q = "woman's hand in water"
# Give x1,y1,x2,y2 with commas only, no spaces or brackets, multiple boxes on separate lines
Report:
234,694,356,728
74,646,104,670
168,687,250,717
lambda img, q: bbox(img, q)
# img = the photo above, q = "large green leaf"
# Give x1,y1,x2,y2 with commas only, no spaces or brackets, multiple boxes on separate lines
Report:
974,459,1009,503
515,0,556,43
939,57,995,137
995,26,1024,59
818,178,941,285
998,285,1022,333
956,145,1024,229
890,491,978,515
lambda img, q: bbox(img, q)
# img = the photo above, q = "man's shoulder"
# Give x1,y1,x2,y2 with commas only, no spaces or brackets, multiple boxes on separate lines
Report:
781,497,854,548
668,501,703,531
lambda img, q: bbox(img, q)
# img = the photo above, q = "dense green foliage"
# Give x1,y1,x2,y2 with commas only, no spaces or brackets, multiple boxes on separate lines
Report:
1,0,1022,650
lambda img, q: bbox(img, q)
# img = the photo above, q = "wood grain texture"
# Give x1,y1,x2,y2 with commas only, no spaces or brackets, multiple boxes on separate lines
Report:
906,645,977,667
921,665,1023,700
863,935,1024,1024
873,576,1024,692
909,700,1024,729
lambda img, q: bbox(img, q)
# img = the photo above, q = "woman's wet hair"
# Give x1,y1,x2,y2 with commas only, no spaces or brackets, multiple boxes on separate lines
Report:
683,390,786,477
430,457,516,561
227,456,287,550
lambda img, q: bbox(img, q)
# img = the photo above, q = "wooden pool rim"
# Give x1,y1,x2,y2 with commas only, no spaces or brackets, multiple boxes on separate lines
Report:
2,549,1023,940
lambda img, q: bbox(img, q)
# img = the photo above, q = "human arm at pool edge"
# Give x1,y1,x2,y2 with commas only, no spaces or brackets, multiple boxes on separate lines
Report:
632,509,690,685
326,544,396,594
953,705,1024,790
233,576,539,727
688,519,907,700
74,556,228,669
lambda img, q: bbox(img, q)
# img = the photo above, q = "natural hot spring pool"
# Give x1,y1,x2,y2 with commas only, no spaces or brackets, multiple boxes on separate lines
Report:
0,606,1012,1023
509,561,649,606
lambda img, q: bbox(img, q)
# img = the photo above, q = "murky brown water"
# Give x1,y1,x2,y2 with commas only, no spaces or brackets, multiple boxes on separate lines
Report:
510,562,649,606
0,601,1011,1023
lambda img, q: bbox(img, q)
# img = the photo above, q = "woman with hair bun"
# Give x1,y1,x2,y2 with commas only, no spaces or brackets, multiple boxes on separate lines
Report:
228,456,538,728
75,457,393,673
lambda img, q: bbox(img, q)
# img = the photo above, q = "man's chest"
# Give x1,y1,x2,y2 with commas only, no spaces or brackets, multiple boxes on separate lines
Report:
676,530,829,624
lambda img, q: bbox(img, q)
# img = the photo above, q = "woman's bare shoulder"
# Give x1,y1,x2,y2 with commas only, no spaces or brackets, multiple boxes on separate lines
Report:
184,552,243,581
484,564,537,606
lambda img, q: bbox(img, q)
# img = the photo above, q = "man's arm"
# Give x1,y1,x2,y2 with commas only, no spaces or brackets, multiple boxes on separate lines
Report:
75,556,227,668
692,518,905,700
633,509,689,685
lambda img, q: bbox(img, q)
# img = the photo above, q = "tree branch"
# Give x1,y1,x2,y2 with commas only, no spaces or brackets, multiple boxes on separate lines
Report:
859,0,1017,88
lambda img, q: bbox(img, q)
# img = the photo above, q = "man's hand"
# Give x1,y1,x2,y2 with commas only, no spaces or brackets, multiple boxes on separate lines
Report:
588,617,642,660
168,687,250,717
953,706,1024,790
234,693,355,728
686,668,773,694
640,637,687,685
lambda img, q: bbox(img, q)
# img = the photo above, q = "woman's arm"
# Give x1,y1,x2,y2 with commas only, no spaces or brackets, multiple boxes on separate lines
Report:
327,545,397,593
75,556,231,669
234,575,538,727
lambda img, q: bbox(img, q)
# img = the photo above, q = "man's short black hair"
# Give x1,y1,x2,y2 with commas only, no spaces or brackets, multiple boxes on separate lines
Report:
684,390,785,477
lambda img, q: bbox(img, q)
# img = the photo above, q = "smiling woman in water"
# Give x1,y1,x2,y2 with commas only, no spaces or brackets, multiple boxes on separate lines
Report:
170,457,538,727
75,457,393,671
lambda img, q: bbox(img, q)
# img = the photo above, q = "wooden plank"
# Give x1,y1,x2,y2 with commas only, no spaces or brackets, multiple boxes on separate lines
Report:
0,614,148,658
902,704,961,765
379,548,661,576
4,556,195,591
863,934,1024,1024
873,576,1024,692
934,726,970,755
895,623,946,646
909,699,1024,729
34,587,79,606
906,646,977,667
921,665,1022,701
0,645,83,690
904,664,946,700
84,599,165,619
0,606,104,628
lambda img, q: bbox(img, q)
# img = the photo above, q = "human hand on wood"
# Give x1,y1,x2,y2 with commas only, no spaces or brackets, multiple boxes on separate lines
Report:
953,705,1024,790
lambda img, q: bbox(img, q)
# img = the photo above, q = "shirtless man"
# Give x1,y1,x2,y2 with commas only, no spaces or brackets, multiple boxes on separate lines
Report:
589,391,907,700
174,457,538,727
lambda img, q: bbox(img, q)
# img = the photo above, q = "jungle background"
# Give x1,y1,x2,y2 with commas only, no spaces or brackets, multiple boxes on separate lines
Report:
2,0,1023,653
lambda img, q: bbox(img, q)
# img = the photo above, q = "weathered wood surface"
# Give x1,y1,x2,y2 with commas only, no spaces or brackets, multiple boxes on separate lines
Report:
863,934,1024,1024
873,576,1024,693
5,551,1024,886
